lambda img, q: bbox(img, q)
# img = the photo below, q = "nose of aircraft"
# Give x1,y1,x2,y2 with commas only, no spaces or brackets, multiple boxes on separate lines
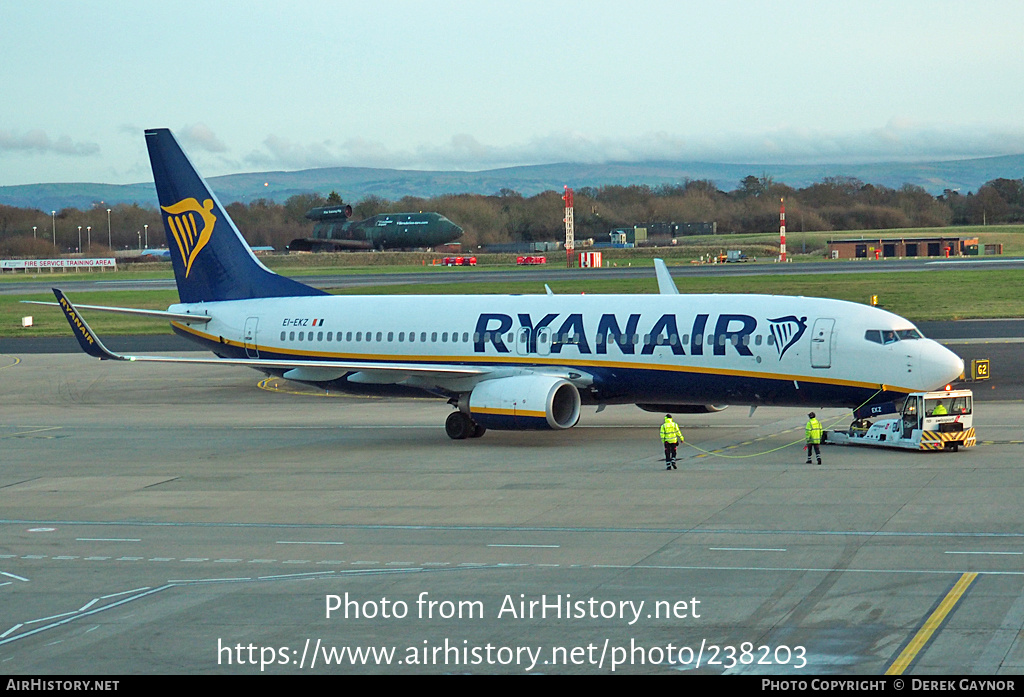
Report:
922,340,965,389
441,216,464,239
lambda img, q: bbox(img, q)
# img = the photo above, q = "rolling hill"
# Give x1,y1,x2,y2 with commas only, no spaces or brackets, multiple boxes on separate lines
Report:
2,154,1022,210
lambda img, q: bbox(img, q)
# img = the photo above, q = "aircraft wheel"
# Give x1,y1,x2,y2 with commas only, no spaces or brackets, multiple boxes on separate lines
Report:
470,422,487,438
445,411,473,440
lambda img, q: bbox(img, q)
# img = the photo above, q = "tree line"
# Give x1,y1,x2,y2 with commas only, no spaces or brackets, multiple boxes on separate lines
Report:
2,175,1023,257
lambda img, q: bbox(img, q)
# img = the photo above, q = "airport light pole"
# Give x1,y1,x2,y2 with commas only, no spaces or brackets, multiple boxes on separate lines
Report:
32,226,37,239
87,226,91,253
106,208,112,250
137,231,141,251
51,211,56,250
78,226,82,254
144,223,149,249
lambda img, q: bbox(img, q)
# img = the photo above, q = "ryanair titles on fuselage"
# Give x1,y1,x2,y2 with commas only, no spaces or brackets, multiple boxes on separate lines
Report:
471,311,807,359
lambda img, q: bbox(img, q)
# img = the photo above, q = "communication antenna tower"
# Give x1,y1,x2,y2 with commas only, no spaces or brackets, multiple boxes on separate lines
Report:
563,186,575,267
779,197,787,262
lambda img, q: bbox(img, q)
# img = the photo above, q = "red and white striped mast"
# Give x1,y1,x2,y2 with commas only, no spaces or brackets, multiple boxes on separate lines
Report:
563,186,575,267
779,197,787,262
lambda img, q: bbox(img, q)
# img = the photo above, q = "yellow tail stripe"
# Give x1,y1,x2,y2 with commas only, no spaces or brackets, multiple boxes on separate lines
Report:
885,572,978,675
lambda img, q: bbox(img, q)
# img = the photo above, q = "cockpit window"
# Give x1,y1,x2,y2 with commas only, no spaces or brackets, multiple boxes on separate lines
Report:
865,328,922,344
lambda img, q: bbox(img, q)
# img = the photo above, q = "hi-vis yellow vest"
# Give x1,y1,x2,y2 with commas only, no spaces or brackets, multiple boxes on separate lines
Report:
660,420,682,444
805,418,823,444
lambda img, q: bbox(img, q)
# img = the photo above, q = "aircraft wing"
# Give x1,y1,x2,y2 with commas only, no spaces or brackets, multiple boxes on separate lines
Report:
51,288,488,379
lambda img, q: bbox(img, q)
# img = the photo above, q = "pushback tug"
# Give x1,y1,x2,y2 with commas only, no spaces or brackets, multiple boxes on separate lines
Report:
826,387,976,452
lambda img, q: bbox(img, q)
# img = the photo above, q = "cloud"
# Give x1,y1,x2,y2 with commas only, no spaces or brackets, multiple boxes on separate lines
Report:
178,123,228,153
240,122,1024,173
0,129,99,156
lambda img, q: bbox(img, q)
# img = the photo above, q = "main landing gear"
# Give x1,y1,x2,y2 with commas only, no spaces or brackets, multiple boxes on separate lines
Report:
445,411,486,440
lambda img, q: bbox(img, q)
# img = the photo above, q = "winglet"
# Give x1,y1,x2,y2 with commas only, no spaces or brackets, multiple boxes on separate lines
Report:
52,289,126,361
654,258,679,295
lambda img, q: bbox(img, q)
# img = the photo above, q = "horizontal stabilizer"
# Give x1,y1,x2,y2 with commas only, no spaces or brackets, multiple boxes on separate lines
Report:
23,299,211,324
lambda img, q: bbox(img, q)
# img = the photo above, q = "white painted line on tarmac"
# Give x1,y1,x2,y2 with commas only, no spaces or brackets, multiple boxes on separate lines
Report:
710,547,787,552
276,540,345,545
77,538,140,542
100,587,151,599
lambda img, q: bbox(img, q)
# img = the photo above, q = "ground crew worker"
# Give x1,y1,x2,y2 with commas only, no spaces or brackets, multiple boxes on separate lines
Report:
660,414,683,470
931,402,948,416
805,412,823,465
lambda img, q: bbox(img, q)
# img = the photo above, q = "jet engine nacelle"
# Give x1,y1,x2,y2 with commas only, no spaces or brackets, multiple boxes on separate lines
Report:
469,375,581,431
635,403,729,414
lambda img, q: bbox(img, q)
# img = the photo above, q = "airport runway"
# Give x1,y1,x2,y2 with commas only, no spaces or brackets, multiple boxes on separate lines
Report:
4,255,1024,295
1,342,1022,675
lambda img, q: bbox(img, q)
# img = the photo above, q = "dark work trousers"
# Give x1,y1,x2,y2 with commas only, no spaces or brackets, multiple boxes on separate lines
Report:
664,441,678,464
806,442,821,463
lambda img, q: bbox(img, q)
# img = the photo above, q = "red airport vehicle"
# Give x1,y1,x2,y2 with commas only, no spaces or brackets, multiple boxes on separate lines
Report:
442,256,477,266
516,256,547,265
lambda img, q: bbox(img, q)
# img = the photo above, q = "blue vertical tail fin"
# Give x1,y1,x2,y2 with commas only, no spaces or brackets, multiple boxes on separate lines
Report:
145,128,327,303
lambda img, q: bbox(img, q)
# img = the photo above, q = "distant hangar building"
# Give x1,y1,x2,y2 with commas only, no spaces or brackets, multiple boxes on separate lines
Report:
826,236,1002,260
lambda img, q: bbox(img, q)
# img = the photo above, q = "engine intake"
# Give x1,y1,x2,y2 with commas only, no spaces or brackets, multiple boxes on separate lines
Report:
469,376,581,430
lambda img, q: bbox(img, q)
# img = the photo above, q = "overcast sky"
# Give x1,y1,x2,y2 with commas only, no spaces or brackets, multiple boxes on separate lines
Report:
2,0,1024,186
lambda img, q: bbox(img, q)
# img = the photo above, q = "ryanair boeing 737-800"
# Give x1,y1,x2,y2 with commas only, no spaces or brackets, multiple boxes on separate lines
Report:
46,129,964,439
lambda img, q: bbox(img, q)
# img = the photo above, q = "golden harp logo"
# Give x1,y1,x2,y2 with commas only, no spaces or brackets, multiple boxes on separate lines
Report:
161,198,217,277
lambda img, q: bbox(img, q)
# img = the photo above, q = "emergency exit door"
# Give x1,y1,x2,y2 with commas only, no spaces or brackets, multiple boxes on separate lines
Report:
244,317,259,358
515,327,552,355
810,318,834,368
516,327,530,355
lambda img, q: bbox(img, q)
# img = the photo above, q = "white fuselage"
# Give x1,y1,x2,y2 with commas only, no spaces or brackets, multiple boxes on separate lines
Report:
167,292,964,408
